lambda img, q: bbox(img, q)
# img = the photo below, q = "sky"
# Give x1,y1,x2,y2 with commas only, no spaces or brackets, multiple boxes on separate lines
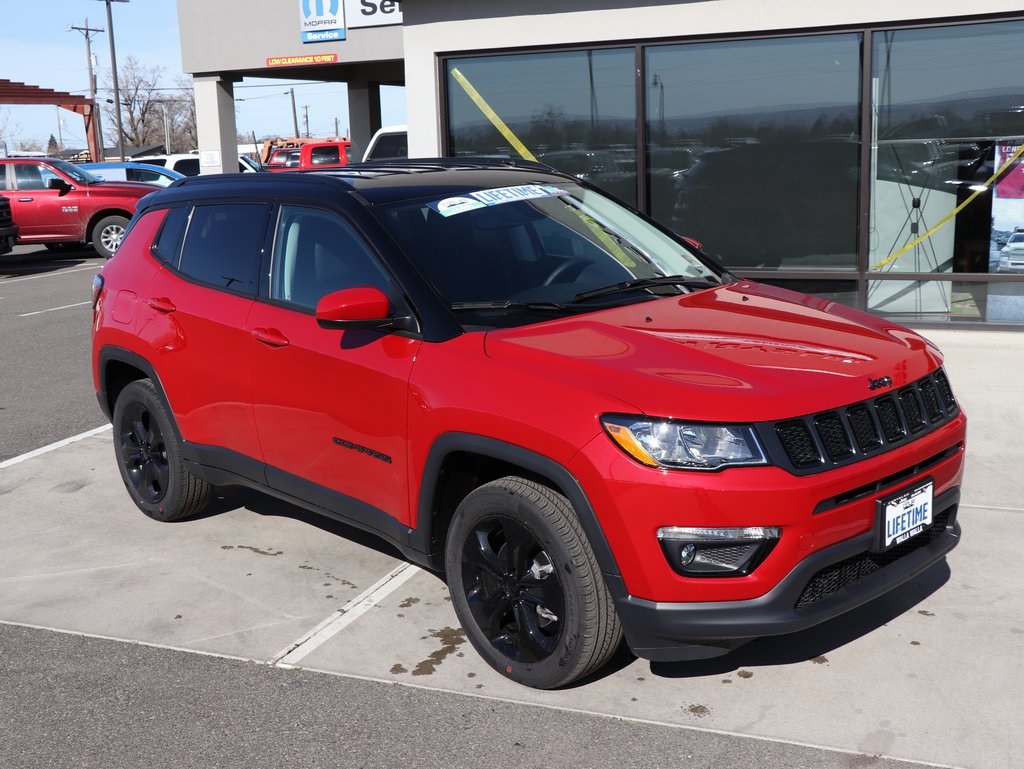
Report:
1,0,406,151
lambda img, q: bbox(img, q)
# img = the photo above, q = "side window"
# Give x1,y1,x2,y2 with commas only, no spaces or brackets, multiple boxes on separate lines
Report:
175,158,200,176
178,204,267,295
13,163,49,191
270,206,390,309
309,146,340,165
367,132,407,160
128,168,163,185
151,206,191,265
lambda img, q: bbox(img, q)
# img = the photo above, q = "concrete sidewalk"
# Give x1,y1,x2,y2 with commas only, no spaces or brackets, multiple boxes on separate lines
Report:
0,327,1020,769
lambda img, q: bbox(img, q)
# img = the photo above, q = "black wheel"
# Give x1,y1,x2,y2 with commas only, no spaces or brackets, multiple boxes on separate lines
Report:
445,476,622,689
91,215,128,258
112,379,211,522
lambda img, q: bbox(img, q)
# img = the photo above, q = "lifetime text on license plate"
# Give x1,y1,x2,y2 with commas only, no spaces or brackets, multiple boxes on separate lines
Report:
882,480,934,550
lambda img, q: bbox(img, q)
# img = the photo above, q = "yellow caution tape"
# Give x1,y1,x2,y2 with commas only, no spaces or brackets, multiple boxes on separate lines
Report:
448,66,635,268
872,141,1024,271
450,67,537,162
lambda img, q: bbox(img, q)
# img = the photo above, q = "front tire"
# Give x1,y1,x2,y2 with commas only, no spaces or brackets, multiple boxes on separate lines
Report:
445,476,622,689
112,379,211,522
91,214,128,258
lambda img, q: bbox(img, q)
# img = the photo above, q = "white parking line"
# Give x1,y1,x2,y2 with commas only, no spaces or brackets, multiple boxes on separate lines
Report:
272,562,421,667
3,265,100,283
18,300,93,317
0,425,111,470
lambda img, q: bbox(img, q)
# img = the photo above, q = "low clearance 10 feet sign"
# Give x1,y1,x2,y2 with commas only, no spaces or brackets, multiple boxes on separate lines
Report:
299,0,402,43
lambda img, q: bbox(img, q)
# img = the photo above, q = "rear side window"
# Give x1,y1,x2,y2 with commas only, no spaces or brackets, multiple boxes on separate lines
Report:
178,204,268,295
173,158,200,176
366,132,407,160
151,206,190,264
309,146,341,165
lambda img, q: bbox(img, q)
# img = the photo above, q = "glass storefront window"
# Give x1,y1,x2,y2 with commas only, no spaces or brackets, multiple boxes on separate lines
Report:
446,49,637,206
646,34,862,271
868,280,1024,324
869,20,1024,325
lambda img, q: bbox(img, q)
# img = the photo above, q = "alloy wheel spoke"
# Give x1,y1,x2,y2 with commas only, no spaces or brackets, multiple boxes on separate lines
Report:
468,526,508,580
512,598,558,659
466,582,512,637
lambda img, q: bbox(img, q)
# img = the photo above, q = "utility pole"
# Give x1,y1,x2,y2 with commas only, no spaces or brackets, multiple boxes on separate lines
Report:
97,0,130,160
71,18,105,159
289,88,299,137
303,105,310,138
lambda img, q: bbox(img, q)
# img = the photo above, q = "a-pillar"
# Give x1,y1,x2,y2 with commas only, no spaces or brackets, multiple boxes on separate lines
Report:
194,75,239,175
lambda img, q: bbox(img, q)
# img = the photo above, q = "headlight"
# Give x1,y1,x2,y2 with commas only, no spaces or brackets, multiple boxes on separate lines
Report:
602,415,768,470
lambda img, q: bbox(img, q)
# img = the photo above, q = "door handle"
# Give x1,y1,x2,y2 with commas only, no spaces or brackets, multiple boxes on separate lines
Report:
18,198,33,202
251,327,290,348
146,297,176,313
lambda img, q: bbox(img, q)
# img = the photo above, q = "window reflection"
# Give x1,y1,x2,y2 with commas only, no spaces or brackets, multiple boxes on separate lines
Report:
647,35,862,270
446,50,637,206
868,280,1024,323
869,21,1024,320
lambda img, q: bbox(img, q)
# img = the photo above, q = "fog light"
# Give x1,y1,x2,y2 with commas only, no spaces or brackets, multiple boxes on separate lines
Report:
657,526,780,577
679,542,697,566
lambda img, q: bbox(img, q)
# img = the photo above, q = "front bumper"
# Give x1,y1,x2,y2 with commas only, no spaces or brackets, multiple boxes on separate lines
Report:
616,486,960,661
0,224,18,255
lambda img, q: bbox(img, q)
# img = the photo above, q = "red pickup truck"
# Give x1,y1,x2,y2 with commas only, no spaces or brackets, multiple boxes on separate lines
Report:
0,157,157,258
265,141,351,172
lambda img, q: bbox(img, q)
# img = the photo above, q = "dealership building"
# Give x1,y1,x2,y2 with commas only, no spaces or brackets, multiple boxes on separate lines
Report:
177,1,1024,327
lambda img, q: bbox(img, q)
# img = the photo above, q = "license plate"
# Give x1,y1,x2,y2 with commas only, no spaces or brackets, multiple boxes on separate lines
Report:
879,479,934,550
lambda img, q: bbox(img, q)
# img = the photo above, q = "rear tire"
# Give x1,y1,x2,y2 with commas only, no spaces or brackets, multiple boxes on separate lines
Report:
112,379,211,522
91,214,128,258
445,476,622,689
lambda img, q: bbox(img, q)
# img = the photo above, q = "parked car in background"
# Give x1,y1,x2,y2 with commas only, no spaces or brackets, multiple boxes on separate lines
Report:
997,231,1024,273
264,141,351,172
264,148,300,171
92,159,965,689
133,153,259,176
80,162,185,187
361,124,407,161
0,157,156,257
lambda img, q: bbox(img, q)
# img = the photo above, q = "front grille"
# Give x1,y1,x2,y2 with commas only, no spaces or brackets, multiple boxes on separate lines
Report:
794,510,951,610
767,369,958,475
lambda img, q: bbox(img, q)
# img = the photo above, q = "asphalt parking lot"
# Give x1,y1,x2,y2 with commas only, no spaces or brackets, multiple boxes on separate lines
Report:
2,248,1022,768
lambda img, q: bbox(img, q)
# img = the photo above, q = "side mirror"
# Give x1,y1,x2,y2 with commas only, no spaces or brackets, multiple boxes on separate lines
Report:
315,286,416,333
48,177,72,195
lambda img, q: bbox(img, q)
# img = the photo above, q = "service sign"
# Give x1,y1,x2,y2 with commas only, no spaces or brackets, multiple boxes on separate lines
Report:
299,0,346,44
345,0,403,28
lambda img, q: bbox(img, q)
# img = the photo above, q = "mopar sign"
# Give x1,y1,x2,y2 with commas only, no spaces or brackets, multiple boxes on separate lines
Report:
300,0,345,43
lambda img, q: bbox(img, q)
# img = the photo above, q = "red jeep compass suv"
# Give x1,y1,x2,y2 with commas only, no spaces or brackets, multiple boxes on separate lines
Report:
91,160,965,688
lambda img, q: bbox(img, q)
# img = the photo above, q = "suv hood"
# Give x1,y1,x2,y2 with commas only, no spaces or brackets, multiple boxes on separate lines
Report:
483,281,943,422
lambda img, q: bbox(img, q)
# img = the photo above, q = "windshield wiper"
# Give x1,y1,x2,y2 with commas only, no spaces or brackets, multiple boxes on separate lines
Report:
450,300,574,313
572,275,722,302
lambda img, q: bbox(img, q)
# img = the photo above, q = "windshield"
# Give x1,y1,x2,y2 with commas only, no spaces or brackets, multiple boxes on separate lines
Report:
373,181,726,327
50,159,101,185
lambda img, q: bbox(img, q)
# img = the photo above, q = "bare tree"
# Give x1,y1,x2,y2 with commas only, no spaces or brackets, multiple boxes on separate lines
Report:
101,56,196,152
171,75,197,151
0,108,21,153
